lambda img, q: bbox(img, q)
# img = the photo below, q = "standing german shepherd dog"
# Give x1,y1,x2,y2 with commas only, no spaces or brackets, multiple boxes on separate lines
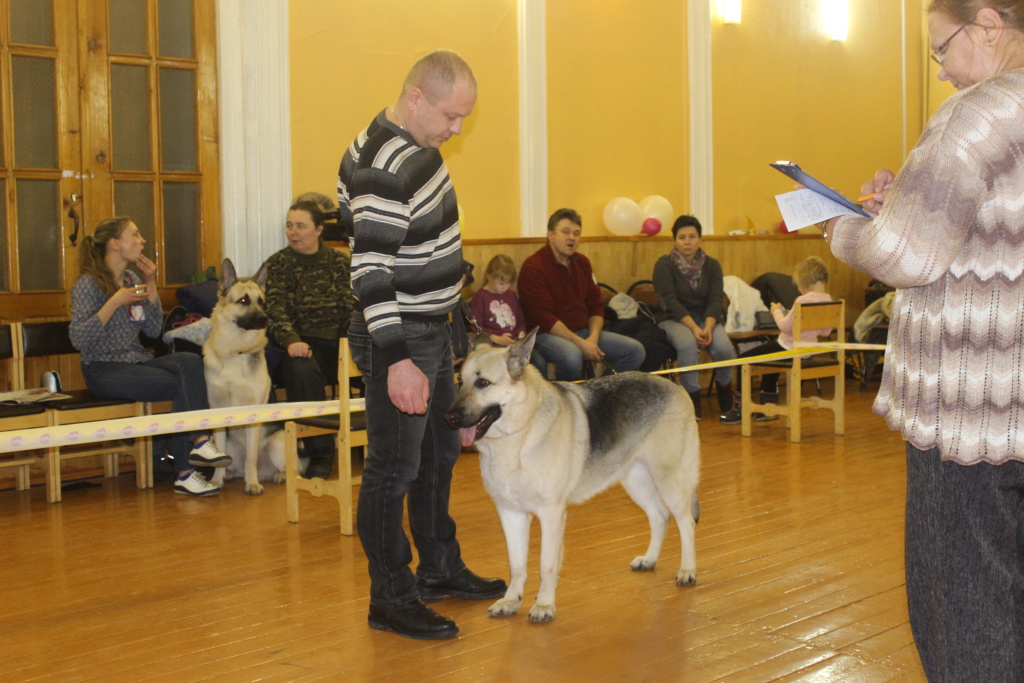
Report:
445,330,700,623
204,258,285,495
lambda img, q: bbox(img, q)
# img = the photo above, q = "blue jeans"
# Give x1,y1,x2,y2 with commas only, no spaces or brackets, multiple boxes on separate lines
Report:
658,320,736,393
81,352,210,472
349,318,465,608
530,329,646,380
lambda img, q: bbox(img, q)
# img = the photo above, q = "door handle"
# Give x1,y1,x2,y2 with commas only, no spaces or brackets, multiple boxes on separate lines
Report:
65,193,81,246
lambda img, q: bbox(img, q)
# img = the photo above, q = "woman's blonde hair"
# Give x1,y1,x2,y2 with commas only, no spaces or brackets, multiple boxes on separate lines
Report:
484,254,517,286
793,256,829,290
79,216,134,297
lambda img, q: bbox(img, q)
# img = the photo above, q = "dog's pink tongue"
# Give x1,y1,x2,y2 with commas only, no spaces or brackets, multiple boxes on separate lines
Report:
459,426,476,448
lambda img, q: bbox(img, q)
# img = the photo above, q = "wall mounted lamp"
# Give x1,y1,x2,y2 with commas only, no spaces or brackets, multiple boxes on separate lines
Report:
822,0,849,41
717,0,741,25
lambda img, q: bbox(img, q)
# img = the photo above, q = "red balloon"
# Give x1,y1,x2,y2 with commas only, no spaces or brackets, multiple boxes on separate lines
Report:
641,217,662,236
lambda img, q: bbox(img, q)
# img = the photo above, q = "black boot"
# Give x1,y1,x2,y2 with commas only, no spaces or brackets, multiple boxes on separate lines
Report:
754,390,780,422
687,390,703,421
717,382,734,423
721,390,742,425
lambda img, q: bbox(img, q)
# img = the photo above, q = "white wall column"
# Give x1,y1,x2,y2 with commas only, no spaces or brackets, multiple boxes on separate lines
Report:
216,0,291,276
687,0,714,233
518,0,548,237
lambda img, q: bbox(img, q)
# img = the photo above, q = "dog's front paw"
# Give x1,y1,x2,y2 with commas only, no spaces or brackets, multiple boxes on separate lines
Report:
245,481,264,496
528,603,555,623
271,471,286,485
488,597,521,617
630,556,657,571
675,569,697,586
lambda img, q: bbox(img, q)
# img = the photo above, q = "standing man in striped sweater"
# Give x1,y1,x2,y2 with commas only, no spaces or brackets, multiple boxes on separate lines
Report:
338,50,506,641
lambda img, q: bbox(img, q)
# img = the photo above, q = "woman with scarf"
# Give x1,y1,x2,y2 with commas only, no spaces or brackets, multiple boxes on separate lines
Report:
652,215,736,422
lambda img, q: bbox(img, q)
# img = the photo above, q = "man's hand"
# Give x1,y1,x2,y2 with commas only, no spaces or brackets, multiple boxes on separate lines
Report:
576,337,604,362
388,358,430,414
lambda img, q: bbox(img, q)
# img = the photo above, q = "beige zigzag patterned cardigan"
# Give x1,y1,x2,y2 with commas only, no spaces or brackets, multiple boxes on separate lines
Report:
832,68,1024,466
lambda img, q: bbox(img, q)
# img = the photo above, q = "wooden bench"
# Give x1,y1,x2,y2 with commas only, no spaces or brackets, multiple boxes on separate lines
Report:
0,323,50,492
20,321,150,502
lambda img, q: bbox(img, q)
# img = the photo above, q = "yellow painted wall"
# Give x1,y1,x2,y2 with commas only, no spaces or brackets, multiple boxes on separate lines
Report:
290,1,934,240
288,0,520,237
711,0,923,236
546,1,688,237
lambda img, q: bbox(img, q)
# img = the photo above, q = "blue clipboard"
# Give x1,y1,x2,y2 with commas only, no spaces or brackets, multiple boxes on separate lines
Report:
770,161,870,217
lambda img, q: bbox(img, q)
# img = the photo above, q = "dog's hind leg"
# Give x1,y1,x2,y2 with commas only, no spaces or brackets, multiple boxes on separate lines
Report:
653,476,698,587
488,507,530,618
622,460,670,572
529,506,566,623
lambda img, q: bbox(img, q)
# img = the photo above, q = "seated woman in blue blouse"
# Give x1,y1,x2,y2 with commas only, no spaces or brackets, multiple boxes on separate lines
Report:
69,217,230,496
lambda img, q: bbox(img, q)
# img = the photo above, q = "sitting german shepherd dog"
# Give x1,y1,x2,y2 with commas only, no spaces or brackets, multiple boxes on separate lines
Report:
204,258,288,495
445,330,700,623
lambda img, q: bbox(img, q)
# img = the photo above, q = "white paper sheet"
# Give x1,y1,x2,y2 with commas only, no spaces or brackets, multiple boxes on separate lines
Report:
775,189,861,232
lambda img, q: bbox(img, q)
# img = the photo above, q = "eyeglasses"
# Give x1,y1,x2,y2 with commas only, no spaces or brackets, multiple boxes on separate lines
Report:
930,20,973,65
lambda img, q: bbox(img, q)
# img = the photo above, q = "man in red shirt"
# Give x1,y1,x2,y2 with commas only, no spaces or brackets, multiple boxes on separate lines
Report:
517,208,645,380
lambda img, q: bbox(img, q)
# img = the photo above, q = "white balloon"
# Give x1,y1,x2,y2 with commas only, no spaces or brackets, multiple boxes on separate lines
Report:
638,195,674,231
603,197,643,236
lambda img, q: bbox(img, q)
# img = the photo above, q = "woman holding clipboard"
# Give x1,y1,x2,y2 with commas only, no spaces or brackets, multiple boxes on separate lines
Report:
821,3,1024,679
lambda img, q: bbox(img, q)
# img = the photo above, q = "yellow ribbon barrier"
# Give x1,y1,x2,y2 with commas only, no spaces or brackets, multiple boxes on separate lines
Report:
1,342,887,454
649,342,884,377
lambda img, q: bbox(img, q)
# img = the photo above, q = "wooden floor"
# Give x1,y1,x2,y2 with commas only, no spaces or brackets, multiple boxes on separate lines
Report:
0,380,925,682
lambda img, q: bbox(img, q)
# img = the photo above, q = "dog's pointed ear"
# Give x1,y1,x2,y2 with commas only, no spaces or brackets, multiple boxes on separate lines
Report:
253,261,269,290
506,327,538,380
472,333,491,351
220,258,237,294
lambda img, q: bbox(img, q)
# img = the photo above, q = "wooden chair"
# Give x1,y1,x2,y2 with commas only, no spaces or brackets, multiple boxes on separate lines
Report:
0,323,51,492
20,321,149,502
740,300,846,443
283,338,365,535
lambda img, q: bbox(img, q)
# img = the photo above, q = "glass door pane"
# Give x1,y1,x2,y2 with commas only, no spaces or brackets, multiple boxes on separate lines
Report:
115,181,155,247
163,182,199,284
158,0,194,58
0,180,7,291
111,64,152,170
10,0,54,47
16,180,60,290
159,67,197,171
11,56,57,169
109,0,148,55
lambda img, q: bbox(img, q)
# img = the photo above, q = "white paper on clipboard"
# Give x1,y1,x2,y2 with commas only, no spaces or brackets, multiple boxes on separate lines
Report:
770,161,870,231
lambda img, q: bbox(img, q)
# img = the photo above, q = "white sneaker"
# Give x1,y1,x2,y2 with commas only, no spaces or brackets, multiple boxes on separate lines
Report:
174,471,221,497
188,439,232,468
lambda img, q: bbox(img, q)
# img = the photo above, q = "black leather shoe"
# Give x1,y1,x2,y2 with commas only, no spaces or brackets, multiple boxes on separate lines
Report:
418,568,508,601
367,599,458,640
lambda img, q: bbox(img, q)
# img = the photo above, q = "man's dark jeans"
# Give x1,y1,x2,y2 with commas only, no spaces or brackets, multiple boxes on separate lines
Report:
349,319,466,608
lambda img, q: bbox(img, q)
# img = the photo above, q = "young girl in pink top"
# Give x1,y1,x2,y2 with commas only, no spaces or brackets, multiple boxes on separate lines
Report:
722,257,832,424
469,255,527,347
